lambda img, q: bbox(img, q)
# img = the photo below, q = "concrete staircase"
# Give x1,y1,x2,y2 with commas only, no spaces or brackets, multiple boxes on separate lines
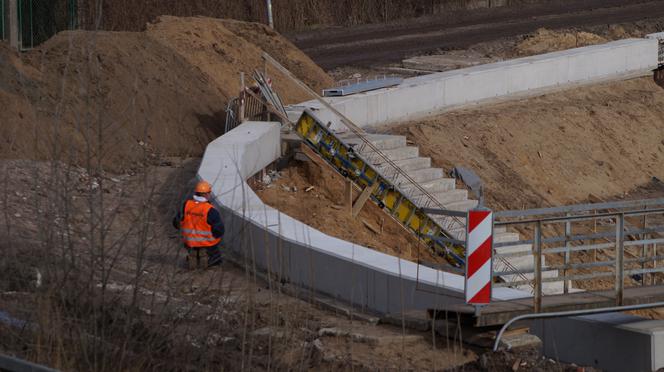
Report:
340,132,568,295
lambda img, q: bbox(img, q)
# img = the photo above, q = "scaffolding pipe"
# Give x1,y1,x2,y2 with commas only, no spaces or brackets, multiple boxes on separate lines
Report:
493,301,664,351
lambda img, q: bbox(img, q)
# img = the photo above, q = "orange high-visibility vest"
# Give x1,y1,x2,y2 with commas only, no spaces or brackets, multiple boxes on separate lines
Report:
180,200,221,248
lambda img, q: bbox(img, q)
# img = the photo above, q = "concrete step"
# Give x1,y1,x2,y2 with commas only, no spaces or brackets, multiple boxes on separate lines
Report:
494,226,507,234
494,255,545,272
432,189,469,205
495,243,531,255
401,177,456,195
395,168,444,184
429,216,466,240
340,134,407,151
364,146,419,163
382,157,432,172
501,268,560,286
494,232,521,244
446,199,478,212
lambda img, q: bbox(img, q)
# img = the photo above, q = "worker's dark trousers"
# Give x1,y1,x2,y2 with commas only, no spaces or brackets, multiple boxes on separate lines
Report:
188,244,222,266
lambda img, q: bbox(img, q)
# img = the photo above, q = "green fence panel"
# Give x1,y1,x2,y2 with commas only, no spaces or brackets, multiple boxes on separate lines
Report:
16,0,77,49
1,0,5,41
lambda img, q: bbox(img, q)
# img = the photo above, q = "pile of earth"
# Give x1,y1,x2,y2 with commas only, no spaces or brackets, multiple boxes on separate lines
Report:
387,77,664,212
0,16,333,172
514,27,609,56
253,158,446,265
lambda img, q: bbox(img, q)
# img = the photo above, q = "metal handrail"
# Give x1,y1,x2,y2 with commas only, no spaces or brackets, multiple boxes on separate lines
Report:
495,198,664,219
492,202,664,309
261,52,468,252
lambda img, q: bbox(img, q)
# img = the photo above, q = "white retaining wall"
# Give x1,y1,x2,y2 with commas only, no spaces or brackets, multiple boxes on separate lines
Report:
199,37,661,315
293,38,659,131
199,121,528,316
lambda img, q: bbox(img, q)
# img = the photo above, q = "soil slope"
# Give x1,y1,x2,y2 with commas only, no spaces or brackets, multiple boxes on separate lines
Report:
387,77,664,211
254,159,445,265
0,16,332,172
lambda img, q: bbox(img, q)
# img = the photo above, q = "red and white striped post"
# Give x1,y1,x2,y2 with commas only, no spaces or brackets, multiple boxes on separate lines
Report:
465,208,494,309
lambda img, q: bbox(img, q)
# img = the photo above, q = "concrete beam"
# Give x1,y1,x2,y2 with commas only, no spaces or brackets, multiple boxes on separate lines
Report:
291,38,660,131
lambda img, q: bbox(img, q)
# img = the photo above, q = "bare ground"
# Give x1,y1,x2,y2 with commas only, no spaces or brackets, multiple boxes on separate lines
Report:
385,77,664,211
0,158,479,371
253,156,446,265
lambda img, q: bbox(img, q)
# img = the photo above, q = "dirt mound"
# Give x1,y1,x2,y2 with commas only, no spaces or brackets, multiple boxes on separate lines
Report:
515,28,608,55
388,77,664,211
0,17,332,172
146,16,331,104
254,159,445,265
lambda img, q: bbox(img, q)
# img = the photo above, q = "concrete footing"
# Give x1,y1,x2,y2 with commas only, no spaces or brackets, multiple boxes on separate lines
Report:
532,313,664,372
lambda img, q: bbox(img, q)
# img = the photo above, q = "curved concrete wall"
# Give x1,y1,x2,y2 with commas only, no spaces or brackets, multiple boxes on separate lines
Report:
293,38,659,131
199,121,527,316
201,38,661,315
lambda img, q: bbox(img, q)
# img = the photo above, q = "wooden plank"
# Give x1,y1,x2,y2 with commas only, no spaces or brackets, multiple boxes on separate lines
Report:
352,183,378,218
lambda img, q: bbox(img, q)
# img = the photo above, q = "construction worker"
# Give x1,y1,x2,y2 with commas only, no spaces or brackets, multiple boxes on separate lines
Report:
173,180,224,268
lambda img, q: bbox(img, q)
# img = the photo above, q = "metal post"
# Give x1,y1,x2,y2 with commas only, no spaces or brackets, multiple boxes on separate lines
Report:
239,72,246,122
265,0,274,29
563,216,571,294
642,214,647,286
654,243,658,285
533,221,542,313
1,0,5,40
8,0,17,50
615,213,625,306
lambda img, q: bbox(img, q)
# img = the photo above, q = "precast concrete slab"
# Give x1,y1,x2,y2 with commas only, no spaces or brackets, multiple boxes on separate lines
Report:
365,146,419,162
337,133,407,150
432,189,469,205
532,313,664,372
402,178,457,194
377,157,431,172
446,199,479,212
395,167,444,184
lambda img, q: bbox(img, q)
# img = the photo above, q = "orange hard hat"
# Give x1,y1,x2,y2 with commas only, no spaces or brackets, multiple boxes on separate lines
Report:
195,180,212,194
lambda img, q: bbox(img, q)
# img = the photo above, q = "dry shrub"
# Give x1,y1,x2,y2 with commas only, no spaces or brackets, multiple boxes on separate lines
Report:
79,0,454,32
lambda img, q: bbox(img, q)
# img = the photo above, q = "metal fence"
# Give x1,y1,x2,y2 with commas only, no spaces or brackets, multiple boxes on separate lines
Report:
11,0,77,49
224,87,278,133
493,198,664,312
1,0,7,41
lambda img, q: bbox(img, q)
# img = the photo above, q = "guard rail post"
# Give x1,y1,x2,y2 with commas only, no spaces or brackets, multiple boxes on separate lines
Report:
615,213,625,306
533,221,542,313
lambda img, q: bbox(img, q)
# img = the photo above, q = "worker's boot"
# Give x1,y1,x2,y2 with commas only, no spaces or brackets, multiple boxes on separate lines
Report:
188,250,198,270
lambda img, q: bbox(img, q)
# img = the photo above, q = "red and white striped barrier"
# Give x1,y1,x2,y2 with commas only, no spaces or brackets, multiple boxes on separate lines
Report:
465,209,493,305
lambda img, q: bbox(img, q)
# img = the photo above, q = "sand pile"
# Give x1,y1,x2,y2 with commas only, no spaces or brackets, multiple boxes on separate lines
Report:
0,17,332,172
515,28,608,55
254,159,445,265
388,77,664,211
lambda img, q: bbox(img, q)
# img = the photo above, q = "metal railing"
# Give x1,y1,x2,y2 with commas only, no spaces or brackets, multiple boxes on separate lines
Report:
1,0,6,41
261,52,468,254
493,198,664,312
224,73,284,133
